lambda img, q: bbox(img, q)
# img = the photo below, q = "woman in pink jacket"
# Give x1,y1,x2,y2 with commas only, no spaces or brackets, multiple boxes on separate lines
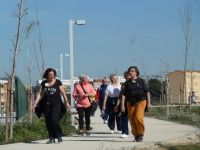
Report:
73,74,96,135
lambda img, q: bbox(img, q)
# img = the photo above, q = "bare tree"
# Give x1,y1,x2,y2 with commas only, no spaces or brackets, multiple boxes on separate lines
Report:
33,5,45,78
24,21,35,121
8,0,26,140
181,2,193,106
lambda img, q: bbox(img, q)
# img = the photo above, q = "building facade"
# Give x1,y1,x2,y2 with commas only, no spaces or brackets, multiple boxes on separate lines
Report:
167,70,200,104
0,79,8,116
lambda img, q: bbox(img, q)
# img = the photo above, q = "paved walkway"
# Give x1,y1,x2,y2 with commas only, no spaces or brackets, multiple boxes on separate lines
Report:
1,109,199,150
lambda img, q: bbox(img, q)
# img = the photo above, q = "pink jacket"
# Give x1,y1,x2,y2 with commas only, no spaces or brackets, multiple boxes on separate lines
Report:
73,83,96,108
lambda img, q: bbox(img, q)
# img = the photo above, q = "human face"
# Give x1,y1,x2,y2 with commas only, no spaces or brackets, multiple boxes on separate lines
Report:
111,75,118,84
47,71,55,81
129,68,137,79
81,76,88,83
125,74,131,80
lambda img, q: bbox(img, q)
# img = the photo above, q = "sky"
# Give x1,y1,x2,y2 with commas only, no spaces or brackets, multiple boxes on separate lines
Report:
0,0,200,85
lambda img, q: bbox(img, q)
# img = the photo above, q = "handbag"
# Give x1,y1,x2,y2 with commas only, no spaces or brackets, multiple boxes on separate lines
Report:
80,84,97,112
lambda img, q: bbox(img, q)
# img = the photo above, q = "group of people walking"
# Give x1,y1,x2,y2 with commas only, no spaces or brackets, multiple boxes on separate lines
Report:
32,65,150,144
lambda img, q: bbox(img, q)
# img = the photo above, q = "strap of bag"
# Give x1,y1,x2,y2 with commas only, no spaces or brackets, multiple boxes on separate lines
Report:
80,84,91,102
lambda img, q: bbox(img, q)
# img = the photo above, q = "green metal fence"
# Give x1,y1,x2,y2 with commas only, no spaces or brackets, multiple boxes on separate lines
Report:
15,77,28,119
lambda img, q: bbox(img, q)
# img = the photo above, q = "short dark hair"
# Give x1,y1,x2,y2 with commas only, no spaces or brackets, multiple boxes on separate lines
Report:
128,66,140,76
43,68,57,79
123,71,129,78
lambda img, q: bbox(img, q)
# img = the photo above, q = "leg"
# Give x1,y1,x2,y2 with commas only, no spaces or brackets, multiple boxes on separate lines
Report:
43,104,54,139
121,112,129,135
116,111,122,131
50,103,62,139
108,111,115,130
126,102,137,136
77,107,84,130
135,100,146,136
84,106,91,131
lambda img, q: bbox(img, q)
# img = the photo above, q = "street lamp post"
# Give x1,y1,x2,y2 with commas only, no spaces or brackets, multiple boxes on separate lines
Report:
60,53,69,82
68,19,85,108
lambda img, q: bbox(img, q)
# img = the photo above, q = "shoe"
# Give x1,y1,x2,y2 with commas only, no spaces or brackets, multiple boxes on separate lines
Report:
79,130,84,135
103,120,108,124
58,137,63,143
117,130,122,134
86,130,90,136
135,135,143,142
121,134,128,138
110,130,114,134
46,138,55,144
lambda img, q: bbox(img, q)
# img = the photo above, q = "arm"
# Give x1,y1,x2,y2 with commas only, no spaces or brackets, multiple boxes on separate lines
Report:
114,98,120,112
32,86,43,112
121,95,126,113
73,84,87,99
102,93,108,110
60,85,71,109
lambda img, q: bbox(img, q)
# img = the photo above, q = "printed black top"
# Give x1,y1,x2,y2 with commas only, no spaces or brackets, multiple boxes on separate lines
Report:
41,79,62,104
122,77,148,105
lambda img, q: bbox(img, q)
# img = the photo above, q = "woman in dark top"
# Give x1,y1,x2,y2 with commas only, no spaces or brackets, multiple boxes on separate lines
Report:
122,66,150,142
32,68,71,144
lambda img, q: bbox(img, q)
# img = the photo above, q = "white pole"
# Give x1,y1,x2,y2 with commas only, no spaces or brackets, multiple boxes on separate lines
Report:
60,54,63,81
69,20,75,108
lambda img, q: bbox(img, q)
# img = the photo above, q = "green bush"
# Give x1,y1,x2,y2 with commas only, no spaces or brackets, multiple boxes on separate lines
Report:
0,112,74,144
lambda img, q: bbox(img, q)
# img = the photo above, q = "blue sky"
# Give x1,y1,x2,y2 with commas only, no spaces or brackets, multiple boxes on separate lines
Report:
0,0,200,84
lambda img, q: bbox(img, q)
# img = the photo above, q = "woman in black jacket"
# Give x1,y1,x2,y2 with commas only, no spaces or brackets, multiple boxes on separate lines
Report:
121,66,150,142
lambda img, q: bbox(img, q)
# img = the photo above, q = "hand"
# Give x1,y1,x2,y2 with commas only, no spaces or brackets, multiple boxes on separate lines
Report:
145,102,151,112
102,104,106,110
121,105,125,113
32,103,37,112
65,101,71,109
114,105,118,112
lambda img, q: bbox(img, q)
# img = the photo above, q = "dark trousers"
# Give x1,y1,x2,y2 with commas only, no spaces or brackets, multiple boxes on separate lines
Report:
121,112,129,135
77,106,91,130
106,97,121,131
43,102,62,139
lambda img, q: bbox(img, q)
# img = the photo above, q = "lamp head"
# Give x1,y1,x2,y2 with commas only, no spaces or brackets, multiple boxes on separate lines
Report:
75,20,85,25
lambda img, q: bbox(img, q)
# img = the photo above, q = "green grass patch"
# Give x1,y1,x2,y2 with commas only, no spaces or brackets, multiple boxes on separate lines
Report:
145,106,200,128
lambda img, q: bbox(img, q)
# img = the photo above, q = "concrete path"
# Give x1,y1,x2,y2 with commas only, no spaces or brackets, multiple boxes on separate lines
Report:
0,109,199,150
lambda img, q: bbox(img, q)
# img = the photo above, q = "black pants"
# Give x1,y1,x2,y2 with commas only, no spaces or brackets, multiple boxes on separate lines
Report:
106,97,122,131
121,112,129,135
77,106,91,130
43,102,62,139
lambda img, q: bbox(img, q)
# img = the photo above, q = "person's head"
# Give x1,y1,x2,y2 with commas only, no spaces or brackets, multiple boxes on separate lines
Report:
124,71,130,80
110,74,118,84
79,74,89,84
43,68,57,81
102,77,109,85
128,66,140,78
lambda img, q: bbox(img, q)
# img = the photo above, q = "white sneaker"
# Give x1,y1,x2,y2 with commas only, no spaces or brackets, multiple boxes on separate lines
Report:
110,130,114,134
103,120,108,124
117,130,122,134
121,134,128,138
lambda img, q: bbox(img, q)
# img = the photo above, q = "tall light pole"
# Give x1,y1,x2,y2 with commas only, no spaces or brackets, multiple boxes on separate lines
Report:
69,19,85,108
60,53,69,81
